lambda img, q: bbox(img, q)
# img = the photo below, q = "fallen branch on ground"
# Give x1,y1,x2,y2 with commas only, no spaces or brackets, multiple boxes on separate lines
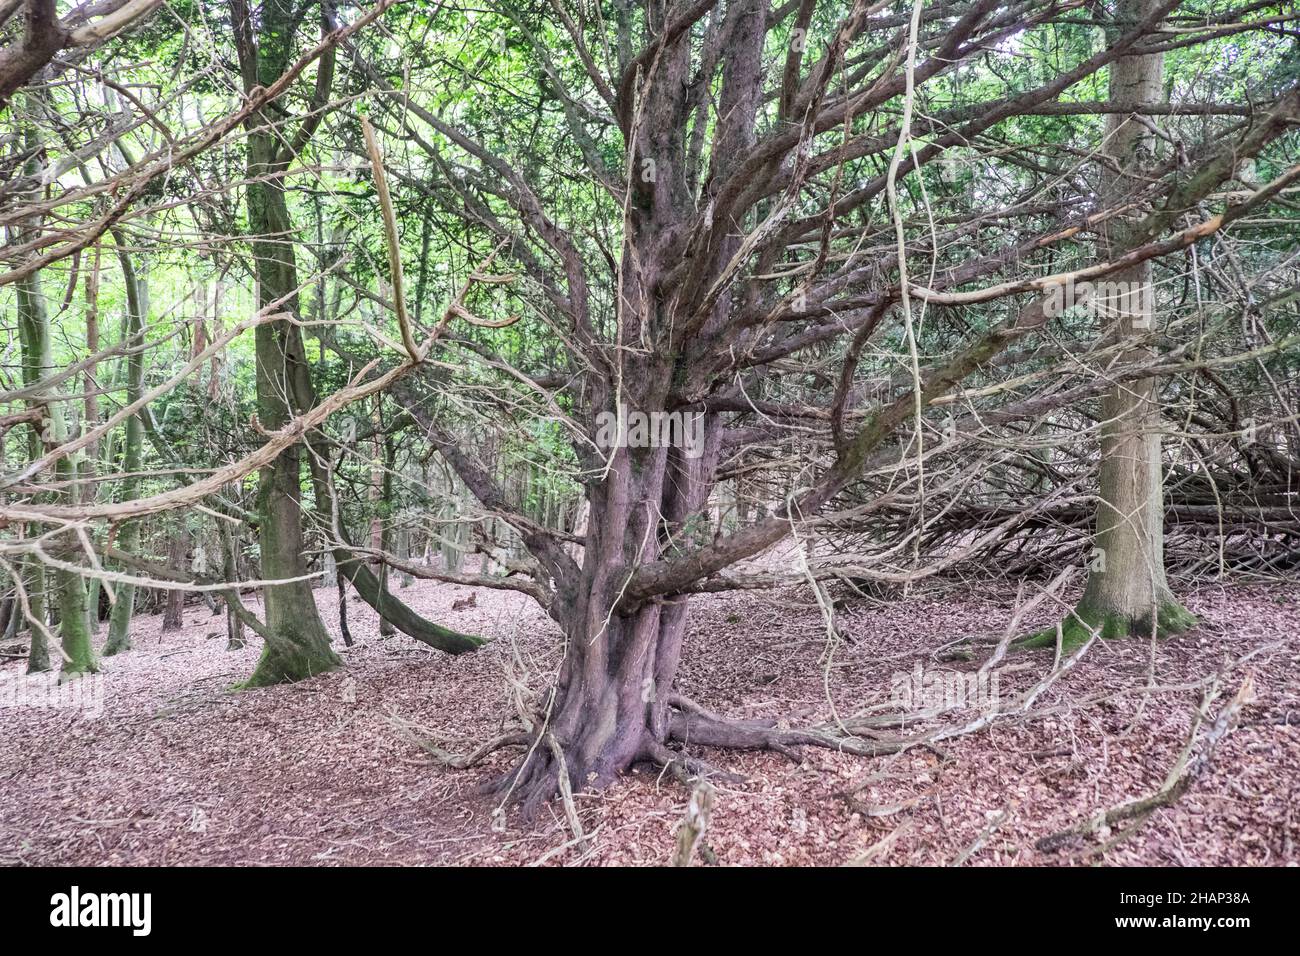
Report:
1035,674,1255,854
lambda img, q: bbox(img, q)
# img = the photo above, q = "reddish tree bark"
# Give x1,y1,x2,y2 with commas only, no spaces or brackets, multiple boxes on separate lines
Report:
160,531,187,632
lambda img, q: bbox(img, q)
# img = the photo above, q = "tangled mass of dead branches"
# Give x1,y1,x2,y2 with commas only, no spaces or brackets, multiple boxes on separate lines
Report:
0,0,1297,825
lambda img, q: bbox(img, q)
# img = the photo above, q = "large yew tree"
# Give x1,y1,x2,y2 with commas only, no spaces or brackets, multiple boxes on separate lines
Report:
348,0,1300,811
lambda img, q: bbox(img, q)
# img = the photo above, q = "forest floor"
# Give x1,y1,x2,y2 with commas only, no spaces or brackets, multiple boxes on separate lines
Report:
1,573,1297,866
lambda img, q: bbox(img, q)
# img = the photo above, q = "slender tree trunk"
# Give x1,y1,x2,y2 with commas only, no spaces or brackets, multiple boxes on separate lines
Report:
16,272,97,679
4,596,18,641
209,281,225,400
1060,0,1195,646
21,554,49,673
82,243,103,634
396,525,413,588
336,571,353,647
160,530,188,631
11,90,53,675
442,497,466,574
103,235,146,656
220,522,246,651
241,176,341,684
13,88,96,678
377,437,396,636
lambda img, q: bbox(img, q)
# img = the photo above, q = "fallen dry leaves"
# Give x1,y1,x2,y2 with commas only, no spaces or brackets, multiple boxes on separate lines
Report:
1,573,1296,866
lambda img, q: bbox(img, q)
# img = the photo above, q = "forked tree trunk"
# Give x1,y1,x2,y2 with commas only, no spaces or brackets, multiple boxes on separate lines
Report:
505,433,724,814
499,0,785,810
502,426,845,815
1056,0,1195,646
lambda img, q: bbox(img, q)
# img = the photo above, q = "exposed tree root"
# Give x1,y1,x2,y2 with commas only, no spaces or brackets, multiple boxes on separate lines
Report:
470,695,908,821
666,692,900,757
639,738,746,786
490,750,565,823
397,628,1116,825
668,710,873,760
1017,600,1198,652
399,662,1078,827
386,709,531,769
462,717,842,822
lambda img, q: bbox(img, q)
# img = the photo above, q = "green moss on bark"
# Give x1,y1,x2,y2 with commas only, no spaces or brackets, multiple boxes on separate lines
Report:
1154,600,1198,634
23,558,51,674
102,583,136,656
1017,598,1197,652
56,567,99,680
1018,606,1118,651
236,629,341,689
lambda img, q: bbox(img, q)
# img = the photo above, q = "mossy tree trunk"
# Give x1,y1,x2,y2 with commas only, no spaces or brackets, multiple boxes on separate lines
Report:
12,83,95,679
16,266,97,679
1044,0,1196,648
21,554,49,674
11,90,53,675
233,0,340,686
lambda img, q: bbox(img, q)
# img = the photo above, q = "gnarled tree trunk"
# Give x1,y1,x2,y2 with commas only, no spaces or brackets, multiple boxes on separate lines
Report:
504,433,727,814
501,0,785,810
